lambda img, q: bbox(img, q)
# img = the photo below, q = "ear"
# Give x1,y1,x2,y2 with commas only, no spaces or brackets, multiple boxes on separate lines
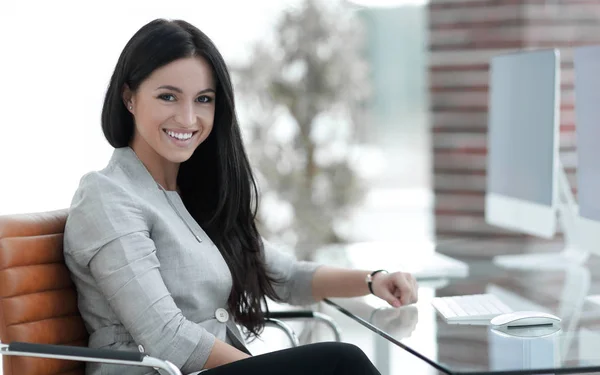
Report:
122,84,134,113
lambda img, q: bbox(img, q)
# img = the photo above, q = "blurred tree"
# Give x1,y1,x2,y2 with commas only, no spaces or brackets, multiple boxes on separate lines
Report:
232,0,373,261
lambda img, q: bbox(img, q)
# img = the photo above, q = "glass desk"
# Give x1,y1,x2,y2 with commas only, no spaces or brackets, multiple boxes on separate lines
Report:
319,242,600,375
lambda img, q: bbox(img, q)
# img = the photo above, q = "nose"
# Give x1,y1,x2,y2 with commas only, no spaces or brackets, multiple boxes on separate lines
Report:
176,102,196,127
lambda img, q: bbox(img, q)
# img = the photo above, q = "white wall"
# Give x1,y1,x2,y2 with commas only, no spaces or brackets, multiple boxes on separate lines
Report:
0,0,299,215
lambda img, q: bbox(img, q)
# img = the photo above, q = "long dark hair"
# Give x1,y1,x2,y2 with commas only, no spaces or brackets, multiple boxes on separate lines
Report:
101,18,281,336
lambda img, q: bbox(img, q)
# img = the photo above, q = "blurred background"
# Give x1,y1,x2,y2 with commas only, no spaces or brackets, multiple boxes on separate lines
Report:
0,0,432,260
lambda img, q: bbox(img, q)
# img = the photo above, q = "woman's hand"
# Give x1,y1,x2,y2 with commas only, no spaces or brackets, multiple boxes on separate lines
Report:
204,339,251,369
371,271,418,308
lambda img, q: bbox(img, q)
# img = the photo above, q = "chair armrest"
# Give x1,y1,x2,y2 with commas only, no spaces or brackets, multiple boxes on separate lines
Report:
9,342,144,362
1,342,182,375
264,319,300,347
265,311,315,319
265,310,342,342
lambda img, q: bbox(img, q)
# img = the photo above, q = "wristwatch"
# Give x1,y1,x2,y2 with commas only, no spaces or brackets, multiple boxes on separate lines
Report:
365,269,388,295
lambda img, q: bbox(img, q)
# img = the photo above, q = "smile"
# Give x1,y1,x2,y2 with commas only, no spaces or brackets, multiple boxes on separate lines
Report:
163,129,196,140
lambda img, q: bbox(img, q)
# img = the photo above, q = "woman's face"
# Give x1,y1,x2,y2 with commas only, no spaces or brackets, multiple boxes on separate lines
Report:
126,56,216,164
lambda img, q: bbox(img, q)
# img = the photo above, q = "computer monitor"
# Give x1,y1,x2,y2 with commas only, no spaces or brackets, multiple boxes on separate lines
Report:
485,49,559,238
574,44,600,256
485,49,587,268
565,44,600,327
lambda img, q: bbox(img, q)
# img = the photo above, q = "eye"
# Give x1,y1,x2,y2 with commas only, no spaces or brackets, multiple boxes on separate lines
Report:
158,94,176,102
196,95,213,103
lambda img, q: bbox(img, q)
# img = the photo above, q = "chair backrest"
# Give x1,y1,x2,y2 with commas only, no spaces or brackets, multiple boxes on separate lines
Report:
0,210,87,375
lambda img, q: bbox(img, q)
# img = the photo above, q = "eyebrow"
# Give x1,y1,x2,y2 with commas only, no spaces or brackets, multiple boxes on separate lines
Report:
156,85,215,95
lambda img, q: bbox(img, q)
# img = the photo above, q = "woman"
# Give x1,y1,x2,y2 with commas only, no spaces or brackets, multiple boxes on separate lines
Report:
63,18,418,375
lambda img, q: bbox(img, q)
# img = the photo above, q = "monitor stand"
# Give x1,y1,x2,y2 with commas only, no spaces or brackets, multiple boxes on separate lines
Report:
493,163,590,270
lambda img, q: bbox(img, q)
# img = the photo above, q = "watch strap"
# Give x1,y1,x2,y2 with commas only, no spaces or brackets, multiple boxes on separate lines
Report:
366,269,388,295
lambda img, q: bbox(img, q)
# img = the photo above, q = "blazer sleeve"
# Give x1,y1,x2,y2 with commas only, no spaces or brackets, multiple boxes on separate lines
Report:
64,172,214,373
262,238,322,305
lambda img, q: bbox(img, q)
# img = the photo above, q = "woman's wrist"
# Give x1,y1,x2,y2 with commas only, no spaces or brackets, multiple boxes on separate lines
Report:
365,269,388,295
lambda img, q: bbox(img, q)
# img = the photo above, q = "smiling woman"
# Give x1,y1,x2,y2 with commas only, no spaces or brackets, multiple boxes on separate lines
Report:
86,17,284,358
61,17,408,375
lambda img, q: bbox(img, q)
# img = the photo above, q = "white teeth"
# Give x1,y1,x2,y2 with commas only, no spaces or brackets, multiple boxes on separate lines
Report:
166,130,193,140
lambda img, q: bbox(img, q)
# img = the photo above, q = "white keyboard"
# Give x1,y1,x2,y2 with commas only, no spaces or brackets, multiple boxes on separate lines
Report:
432,293,513,322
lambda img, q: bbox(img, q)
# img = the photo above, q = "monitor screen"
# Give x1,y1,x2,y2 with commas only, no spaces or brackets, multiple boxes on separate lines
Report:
487,49,558,207
575,45,600,222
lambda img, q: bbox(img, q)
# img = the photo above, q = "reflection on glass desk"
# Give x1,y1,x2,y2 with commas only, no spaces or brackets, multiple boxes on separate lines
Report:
323,257,600,375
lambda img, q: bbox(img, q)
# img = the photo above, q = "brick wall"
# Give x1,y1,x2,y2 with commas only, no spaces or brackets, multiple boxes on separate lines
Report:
429,0,600,243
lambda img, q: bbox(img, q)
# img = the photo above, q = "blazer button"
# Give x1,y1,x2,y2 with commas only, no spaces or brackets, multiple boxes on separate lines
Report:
138,345,145,353
215,308,229,323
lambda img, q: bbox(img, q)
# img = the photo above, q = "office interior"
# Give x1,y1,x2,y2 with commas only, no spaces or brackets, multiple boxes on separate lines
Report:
4,0,600,374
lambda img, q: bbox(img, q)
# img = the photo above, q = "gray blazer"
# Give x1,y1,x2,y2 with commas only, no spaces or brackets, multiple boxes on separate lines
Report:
63,147,320,375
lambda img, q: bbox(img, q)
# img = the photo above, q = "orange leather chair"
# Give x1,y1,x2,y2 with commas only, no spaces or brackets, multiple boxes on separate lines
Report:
0,209,181,374
0,210,340,375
